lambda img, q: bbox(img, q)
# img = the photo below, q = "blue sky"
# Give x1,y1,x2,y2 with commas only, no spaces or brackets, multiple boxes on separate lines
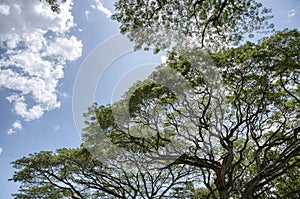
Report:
0,0,299,198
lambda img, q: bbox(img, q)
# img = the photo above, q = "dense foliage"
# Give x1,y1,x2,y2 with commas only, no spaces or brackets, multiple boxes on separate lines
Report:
11,1,299,198
11,29,300,198
11,148,198,198
112,0,274,52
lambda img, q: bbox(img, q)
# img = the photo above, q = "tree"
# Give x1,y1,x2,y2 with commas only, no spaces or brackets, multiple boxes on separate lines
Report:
87,29,300,198
11,29,300,198
10,147,196,198
112,0,274,52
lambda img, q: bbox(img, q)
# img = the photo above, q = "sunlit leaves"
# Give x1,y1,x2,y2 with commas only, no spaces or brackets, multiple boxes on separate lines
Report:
112,0,274,52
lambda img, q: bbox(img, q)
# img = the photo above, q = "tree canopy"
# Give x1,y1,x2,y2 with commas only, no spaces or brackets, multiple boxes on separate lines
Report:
112,0,274,52
11,28,300,198
11,148,198,198
11,0,299,198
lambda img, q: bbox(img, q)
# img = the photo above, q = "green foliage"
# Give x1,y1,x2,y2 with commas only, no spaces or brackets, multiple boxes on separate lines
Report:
193,187,213,199
10,148,97,198
83,29,299,198
10,147,195,198
112,0,274,52
10,2,300,196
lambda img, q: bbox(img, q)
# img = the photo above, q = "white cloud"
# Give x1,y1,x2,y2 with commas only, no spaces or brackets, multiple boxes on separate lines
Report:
287,9,296,17
7,120,23,134
0,0,82,122
7,129,14,135
58,91,70,99
46,36,82,61
92,0,112,17
13,120,22,130
0,4,10,15
85,10,90,19
0,147,2,155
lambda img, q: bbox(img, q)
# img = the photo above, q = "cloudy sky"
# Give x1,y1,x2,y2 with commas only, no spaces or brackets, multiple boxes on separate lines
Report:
0,0,299,198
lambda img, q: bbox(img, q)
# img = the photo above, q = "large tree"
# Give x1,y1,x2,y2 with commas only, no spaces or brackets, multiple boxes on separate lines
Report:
11,29,300,198
12,0,300,198
82,28,300,198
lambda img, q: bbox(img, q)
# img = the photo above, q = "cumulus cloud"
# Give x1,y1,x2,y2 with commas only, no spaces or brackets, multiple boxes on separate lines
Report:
0,0,82,123
0,147,3,155
92,0,112,17
7,120,22,135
